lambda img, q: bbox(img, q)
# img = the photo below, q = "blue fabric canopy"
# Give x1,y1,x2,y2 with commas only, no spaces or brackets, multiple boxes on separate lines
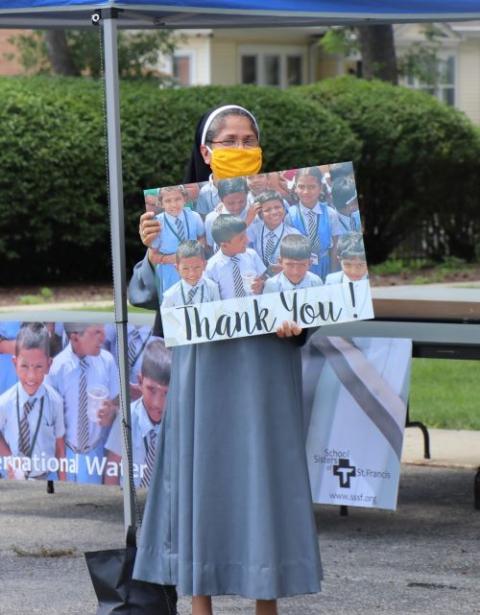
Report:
1,0,480,28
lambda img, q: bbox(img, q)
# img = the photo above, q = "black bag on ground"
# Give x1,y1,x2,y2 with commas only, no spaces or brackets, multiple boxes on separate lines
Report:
85,526,177,615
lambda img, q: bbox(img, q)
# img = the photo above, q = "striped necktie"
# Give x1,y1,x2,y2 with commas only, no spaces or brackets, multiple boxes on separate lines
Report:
77,358,90,452
175,217,186,242
306,209,320,253
187,285,199,305
19,398,36,456
231,256,246,297
128,328,141,369
140,429,157,488
264,231,277,265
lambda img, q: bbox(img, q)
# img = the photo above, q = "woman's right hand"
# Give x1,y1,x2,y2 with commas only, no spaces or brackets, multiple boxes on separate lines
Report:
139,212,161,248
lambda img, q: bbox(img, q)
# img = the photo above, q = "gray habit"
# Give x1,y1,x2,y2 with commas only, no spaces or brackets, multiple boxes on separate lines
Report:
130,255,322,599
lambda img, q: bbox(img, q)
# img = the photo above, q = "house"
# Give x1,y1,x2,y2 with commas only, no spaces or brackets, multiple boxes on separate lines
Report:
2,22,480,124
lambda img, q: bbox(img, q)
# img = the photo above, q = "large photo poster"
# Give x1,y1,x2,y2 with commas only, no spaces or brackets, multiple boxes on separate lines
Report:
0,321,169,488
145,162,374,347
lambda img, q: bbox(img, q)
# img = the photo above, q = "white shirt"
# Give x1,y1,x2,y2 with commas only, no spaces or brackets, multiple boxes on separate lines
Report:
325,271,368,285
47,344,119,451
105,397,161,487
248,222,301,265
161,276,221,308
264,271,323,293
0,382,65,477
205,248,266,300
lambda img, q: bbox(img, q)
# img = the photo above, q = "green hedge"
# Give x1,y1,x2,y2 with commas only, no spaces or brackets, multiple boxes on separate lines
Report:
0,77,360,283
296,77,480,263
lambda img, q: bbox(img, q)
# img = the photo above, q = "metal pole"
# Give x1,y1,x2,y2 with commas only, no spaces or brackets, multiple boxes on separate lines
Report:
101,10,136,532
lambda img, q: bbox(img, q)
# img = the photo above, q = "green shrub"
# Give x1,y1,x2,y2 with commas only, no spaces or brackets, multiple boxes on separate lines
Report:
296,77,480,263
0,77,360,283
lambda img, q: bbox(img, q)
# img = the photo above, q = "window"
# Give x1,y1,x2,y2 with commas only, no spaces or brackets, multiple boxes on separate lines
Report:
239,46,305,88
404,54,456,106
172,53,192,86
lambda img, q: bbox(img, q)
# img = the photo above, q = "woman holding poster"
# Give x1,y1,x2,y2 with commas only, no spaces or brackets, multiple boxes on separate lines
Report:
130,105,322,615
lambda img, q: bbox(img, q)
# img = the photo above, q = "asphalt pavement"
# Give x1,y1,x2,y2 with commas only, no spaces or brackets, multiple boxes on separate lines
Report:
1,435,479,615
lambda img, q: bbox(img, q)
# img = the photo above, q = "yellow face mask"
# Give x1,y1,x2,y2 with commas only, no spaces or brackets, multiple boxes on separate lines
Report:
209,147,263,180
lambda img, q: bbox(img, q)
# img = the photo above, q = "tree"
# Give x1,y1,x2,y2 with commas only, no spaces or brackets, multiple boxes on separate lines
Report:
356,25,398,84
8,29,177,80
319,23,443,87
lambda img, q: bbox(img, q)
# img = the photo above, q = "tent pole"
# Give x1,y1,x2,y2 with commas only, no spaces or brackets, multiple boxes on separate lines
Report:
101,10,136,533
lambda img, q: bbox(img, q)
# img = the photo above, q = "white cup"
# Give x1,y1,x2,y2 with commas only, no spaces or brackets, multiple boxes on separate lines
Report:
87,385,109,423
241,271,256,294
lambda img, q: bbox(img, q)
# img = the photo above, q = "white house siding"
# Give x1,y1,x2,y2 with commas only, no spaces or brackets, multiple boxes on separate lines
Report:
457,39,480,124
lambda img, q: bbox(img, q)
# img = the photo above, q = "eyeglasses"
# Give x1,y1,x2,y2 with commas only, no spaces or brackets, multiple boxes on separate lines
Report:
209,137,259,149
296,183,320,191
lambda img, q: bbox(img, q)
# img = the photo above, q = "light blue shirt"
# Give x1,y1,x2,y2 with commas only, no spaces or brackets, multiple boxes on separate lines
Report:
105,397,161,487
47,343,119,452
196,179,220,216
161,276,221,308
264,271,323,293
0,382,65,478
205,248,266,300
151,210,205,253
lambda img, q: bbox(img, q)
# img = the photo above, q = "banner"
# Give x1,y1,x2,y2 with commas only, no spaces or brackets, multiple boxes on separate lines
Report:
304,335,412,510
0,321,170,488
144,161,374,346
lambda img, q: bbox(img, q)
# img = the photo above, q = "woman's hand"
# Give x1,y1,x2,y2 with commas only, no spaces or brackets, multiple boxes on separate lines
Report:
276,320,303,338
139,212,161,248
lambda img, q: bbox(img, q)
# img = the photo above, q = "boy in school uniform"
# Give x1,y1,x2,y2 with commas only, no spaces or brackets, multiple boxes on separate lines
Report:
104,338,171,488
47,323,119,484
332,176,362,233
264,235,323,293
149,185,205,294
247,190,301,275
325,232,368,285
161,240,221,308
0,323,65,481
205,177,258,251
206,215,266,299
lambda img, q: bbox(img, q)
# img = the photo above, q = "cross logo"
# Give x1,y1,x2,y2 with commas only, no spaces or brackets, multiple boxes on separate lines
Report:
333,458,356,488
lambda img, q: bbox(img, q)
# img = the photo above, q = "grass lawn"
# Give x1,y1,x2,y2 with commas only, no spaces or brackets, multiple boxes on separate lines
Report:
410,358,480,431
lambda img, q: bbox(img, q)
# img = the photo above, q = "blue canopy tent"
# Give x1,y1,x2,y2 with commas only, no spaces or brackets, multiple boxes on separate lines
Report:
1,0,479,530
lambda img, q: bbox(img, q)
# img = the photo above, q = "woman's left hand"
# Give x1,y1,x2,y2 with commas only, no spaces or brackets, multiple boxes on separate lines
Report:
276,320,303,338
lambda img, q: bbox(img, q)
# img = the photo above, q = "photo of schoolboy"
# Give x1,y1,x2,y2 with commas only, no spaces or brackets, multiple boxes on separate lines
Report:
161,240,221,308
247,190,300,275
332,175,361,233
206,215,266,299
0,323,65,481
287,167,342,280
149,185,205,293
325,232,368,285
205,177,257,250
47,323,119,484
104,338,171,488
264,235,323,293
195,177,220,217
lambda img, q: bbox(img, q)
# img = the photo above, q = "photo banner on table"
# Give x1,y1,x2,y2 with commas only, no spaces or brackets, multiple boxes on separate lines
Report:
0,321,169,488
303,335,412,511
144,161,373,347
